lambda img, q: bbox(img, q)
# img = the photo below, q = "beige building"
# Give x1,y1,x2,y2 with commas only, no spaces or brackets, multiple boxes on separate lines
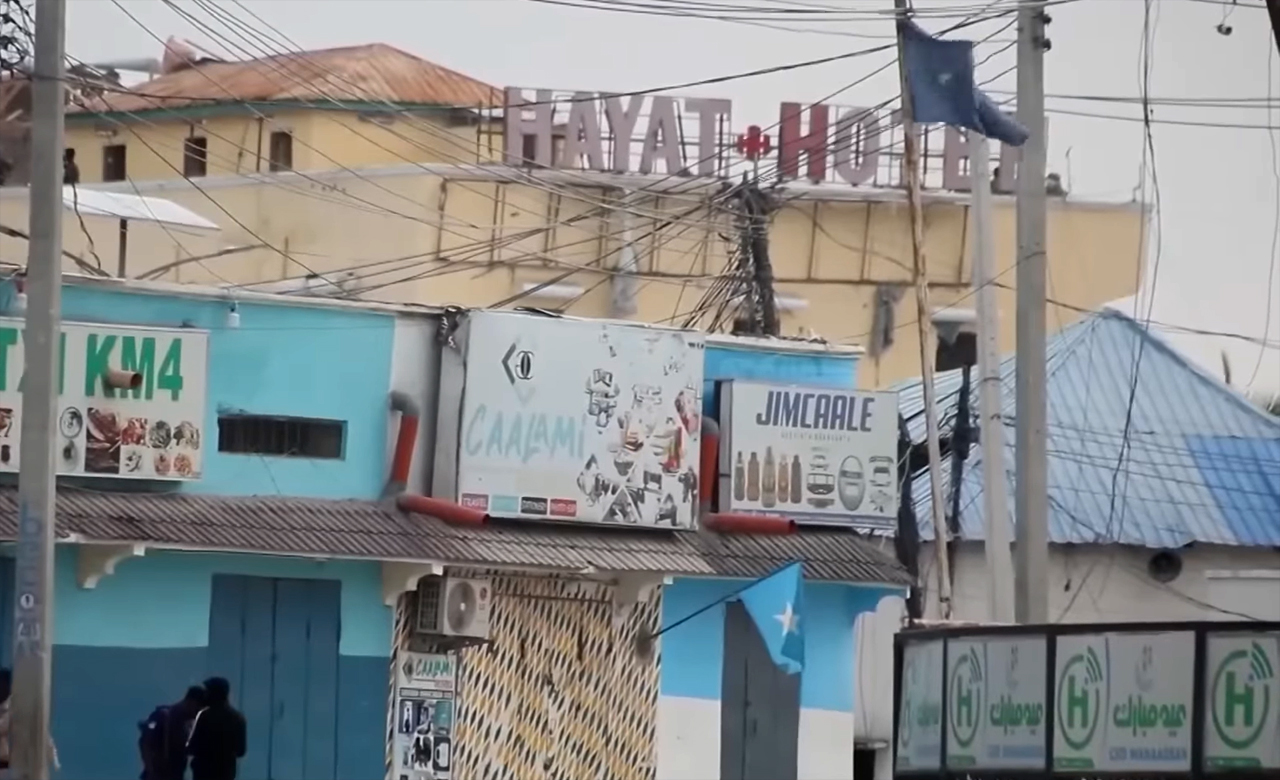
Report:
0,40,1145,388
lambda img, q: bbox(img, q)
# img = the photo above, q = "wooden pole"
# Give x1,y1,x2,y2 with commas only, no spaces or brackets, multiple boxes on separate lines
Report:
893,1,953,619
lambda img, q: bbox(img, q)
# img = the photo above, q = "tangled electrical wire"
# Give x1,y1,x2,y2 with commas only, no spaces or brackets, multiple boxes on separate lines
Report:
0,0,33,73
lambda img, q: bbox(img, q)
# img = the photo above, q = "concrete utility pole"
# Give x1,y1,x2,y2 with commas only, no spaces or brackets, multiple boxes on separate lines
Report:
1014,0,1049,625
13,0,66,774
969,133,1016,625
893,0,952,619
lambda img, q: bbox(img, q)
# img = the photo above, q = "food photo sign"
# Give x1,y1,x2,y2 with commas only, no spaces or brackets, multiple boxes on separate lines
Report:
450,311,704,528
0,318,208,480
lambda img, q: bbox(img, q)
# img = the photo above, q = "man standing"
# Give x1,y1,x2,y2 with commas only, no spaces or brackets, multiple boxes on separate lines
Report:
186,678,246,780
140,685,206,780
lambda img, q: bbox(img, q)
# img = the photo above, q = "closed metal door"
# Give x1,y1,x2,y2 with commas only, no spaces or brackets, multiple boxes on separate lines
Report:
720,600,800,780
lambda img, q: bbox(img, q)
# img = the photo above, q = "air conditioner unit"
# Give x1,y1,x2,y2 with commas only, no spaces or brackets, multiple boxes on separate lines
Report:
415,576,492,639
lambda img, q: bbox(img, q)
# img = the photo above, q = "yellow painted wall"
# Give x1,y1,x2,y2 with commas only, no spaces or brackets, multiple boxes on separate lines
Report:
0,162,1143,389
63,108,494,184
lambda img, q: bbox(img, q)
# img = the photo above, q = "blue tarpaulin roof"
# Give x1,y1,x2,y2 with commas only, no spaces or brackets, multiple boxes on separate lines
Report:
895,310,1280,548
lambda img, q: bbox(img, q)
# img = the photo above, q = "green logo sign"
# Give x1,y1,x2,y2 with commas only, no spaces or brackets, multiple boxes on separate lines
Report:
1057,647,1104,751
949,646,984,749
1211,642,1274,751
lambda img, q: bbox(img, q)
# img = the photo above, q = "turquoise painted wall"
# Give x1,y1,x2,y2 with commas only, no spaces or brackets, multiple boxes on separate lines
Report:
659,578,900,712
0,283,402,778
701,340,859,416
47,547,390,780
4,282,398,499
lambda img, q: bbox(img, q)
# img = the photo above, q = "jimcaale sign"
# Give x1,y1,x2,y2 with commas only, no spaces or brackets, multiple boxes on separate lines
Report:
716,380,899,530
503,87,1038,191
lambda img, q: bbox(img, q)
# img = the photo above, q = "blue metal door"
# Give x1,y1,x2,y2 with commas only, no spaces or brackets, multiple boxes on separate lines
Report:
208,575,341,780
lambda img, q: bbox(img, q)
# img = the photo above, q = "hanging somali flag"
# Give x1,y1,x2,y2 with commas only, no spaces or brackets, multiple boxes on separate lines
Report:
900,20,1030,147
737,561,806,675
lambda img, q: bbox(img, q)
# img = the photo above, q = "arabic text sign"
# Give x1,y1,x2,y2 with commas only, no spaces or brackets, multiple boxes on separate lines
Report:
454,312,704,528
1204,632,1280,771
1054,631,1195,773
0,317,207,480
945,636,1047,770
718,381,898,530
897,639,944,772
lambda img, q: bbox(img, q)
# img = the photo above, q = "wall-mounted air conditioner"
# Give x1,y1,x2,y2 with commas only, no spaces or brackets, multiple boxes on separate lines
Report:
414,576,493,639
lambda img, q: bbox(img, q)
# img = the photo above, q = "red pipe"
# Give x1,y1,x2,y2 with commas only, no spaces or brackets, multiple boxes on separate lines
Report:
385,391,420,497
704,513,796,535
699,417,720,516
397,493,488,527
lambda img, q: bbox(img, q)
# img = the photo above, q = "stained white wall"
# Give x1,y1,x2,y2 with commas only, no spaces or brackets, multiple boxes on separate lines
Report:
920,541,1280,623
388,315,440,495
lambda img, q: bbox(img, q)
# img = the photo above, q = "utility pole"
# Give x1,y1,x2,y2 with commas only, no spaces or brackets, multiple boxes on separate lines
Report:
894,0,951,619
13,0,65,773
1014,0,1049,625
969,133,1016,624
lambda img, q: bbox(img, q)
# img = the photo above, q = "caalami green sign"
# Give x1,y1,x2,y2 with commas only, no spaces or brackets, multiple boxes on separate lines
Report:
0,317,208,480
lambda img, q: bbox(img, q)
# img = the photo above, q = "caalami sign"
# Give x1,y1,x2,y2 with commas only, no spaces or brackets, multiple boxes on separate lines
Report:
0,317,208,480
503,87,1036,191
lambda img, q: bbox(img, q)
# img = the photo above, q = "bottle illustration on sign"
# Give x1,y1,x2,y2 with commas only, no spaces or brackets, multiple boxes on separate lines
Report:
777,453,789,504
733,452,746,501
790,455,802,503
746,452,760,501
761,447,776,508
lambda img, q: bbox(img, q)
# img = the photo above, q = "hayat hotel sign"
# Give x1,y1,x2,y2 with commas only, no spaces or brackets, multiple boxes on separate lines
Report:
0,318,207,480
449,311,704,529
894,626,1280,776
504,87,1030,190
717,380,898,530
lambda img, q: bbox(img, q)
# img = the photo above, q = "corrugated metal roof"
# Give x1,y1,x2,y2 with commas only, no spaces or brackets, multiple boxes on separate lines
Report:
0,486,909,584
74,43,500,114
895,310,1280,548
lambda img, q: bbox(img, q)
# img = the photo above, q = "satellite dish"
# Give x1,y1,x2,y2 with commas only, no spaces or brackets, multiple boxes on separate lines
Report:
446,581,477,632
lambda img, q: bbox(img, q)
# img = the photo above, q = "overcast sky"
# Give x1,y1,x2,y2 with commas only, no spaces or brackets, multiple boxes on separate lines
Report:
64,0,1280,396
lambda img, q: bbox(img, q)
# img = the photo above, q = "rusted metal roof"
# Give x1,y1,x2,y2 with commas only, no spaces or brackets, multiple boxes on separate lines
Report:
0,487,908,585
73,43,500,114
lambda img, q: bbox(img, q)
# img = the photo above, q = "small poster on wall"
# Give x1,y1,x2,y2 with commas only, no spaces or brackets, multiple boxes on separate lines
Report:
393,652,456,780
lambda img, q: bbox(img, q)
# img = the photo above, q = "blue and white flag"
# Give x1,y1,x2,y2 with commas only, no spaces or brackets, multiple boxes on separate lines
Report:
738,561,806,675
900,20,1029,147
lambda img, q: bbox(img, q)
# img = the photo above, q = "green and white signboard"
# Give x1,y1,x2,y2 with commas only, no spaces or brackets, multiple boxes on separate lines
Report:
945,636,1047,770
1204,632,1280,771
0,317,208,480
897,638,944,772
1053,631,1195,773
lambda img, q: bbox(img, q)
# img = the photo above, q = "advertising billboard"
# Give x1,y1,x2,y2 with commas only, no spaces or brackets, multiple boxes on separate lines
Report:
945,636,1048,771
1203,631,1280,771
896,624,1280,778
0,317,208,480
717,380,898,530
897,638,945,773
452,312,704,528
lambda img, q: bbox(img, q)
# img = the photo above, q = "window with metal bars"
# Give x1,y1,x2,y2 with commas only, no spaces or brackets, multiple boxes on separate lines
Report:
216,414,346,459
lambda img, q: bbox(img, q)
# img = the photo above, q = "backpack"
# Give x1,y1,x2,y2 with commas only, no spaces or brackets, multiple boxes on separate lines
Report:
138,704,172,775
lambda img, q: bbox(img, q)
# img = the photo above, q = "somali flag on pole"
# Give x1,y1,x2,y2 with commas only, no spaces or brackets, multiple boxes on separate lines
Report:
737,561,806,675
900,20,1029,147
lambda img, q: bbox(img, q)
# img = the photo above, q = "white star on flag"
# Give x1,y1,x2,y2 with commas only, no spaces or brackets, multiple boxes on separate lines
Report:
774,602,798,636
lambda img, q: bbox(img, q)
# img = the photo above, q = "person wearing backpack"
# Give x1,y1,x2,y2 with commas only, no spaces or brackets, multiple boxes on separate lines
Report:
0,668,60,778
140,686,206,780
186,677,245,780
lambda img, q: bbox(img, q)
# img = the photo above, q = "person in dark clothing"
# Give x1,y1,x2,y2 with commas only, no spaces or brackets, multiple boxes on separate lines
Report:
140,685,206,780
186,678,245,780
63,148,79,186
